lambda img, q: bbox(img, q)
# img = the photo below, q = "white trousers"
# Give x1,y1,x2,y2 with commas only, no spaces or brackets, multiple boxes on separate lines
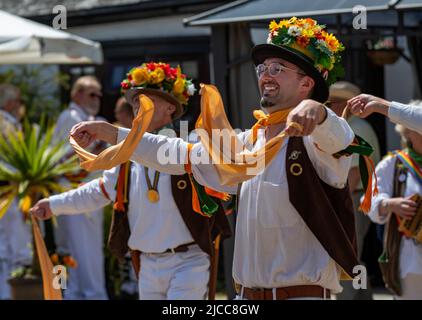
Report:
0,200,32,300
395,273,422,300
55,210,108,300
138,244,210,300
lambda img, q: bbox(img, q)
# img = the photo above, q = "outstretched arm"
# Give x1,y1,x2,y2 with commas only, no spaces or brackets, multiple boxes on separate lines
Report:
347,94,422,134
31,167,118,220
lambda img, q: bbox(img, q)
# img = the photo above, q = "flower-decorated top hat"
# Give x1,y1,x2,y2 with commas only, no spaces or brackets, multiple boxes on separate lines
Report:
120,62,196,120
251,17,345,103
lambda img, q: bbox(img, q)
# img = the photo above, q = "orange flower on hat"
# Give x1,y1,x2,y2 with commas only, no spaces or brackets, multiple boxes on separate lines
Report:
297,36,310,48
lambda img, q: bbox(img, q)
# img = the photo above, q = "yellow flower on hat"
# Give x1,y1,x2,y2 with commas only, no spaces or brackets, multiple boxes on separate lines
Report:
269,20,279,32
301,28,314,38
149,68,165,84
288,17,298,24
132,68,148,85
325,33,341,52
173,78,186,94
155,68,165,82
149,69,164,84
279,20,290,28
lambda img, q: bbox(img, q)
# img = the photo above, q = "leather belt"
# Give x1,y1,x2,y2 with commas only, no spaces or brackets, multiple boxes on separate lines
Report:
163,241,196,254
236,284,331,300
130,242,196,280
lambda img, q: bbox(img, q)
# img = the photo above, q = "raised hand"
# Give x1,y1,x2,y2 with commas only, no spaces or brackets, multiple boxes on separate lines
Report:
70,120,118,147
347,94,391,118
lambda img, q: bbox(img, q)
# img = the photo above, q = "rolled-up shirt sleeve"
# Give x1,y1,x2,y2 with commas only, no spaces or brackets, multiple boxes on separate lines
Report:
389,101,422,135
367,156,395,225
304,107,354,188
309,107,355,154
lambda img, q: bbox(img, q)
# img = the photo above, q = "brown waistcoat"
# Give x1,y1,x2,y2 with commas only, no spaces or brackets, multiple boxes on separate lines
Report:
108,165,232,261
286,137,359,278
171,174,232,256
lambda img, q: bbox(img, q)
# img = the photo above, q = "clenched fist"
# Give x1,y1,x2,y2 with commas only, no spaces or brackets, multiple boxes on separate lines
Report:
285,99,327,136
30,199,53,220
70,120,118,148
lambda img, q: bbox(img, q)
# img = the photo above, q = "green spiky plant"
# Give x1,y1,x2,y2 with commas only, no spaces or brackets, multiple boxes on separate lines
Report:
0,117,81,277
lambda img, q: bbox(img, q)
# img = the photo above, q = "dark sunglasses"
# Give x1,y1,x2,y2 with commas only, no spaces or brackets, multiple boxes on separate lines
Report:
88,92,102,99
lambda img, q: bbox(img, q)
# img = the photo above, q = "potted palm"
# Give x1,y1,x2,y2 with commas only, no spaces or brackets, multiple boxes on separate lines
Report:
0,118,81,299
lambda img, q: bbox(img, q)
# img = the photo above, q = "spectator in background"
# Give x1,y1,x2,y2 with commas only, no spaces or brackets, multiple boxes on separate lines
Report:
54,76,108,300
348,93,422,135
114,97,134,129
0,84,32,299
329,81,381,300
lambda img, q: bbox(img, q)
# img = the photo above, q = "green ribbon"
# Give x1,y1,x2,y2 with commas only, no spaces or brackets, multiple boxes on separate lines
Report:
190,174,219,217
408,146,422,167
333,135,375,192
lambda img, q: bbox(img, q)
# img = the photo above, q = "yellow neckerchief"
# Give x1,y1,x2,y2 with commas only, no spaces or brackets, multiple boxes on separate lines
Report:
250,108,294,144
194,84,301,186
70,94,154,171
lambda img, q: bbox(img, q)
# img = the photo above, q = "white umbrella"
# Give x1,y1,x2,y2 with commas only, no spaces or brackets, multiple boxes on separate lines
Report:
0,10,103,64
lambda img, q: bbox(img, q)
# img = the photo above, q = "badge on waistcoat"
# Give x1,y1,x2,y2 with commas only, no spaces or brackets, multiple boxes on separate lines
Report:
177,180,188,190
288,150,302,160
290,163,303,176
289,150,303,176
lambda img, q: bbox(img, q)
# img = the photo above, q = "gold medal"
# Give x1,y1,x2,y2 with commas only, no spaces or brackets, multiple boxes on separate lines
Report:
147,189,160,203
145,167,160,203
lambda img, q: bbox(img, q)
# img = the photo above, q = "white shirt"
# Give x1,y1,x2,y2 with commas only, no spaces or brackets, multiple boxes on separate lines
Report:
117,107,354,293
389,102,422,135
368,155,422,278
49,162,195,253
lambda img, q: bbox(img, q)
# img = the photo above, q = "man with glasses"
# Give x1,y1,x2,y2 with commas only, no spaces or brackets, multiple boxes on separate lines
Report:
70,18,360,300
54,76,108,300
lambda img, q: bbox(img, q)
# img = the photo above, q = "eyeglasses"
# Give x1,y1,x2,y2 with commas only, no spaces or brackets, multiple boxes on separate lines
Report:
256,62,306,78
89,92,102,99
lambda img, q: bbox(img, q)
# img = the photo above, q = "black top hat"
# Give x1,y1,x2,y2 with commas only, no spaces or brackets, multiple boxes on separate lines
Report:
252,44,329,103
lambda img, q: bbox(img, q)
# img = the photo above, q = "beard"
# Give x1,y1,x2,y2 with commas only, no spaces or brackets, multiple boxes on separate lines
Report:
260,96,276,109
